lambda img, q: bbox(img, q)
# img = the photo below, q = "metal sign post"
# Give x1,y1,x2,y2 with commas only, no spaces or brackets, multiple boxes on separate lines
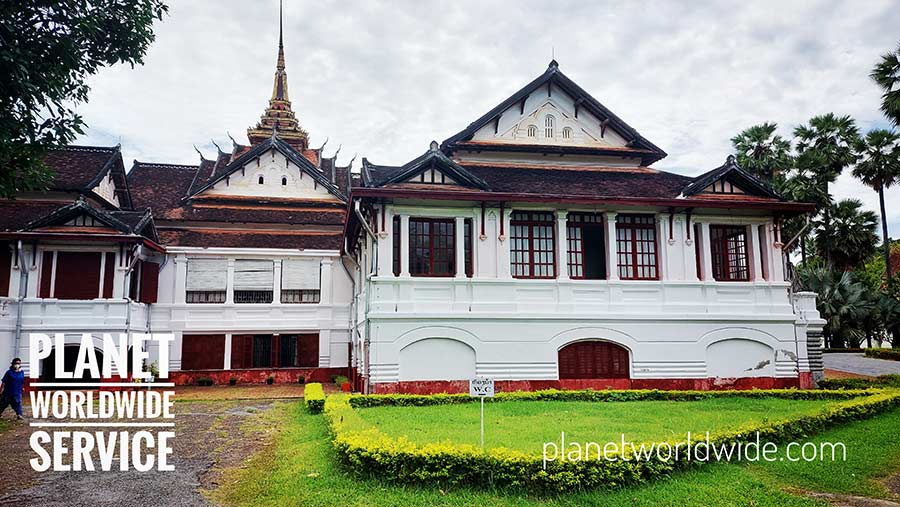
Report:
469,376,495,448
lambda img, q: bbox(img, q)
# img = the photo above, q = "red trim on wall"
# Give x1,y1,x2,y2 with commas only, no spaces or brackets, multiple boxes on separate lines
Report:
371,376,806,395
168,367,344,385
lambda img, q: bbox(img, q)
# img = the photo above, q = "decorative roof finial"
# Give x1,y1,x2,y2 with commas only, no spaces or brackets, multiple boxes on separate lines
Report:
429,140,439,151
277,0,285,72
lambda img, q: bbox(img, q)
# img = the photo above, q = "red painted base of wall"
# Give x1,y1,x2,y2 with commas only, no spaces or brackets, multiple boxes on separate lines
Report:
371,376,810,395
167,367,347,386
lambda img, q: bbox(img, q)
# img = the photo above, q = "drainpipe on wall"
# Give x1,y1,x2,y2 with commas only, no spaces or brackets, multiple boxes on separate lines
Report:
12,240,29,358
353,201,378,393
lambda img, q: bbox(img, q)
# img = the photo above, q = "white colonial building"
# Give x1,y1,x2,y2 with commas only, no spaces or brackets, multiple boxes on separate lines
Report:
346,60,825,394
0,20,825,392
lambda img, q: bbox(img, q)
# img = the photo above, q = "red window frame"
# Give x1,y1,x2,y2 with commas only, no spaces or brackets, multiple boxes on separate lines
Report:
510,211,556,279
615,215,659,280
566,213,604,279
710,225,750,281
409,218,455,277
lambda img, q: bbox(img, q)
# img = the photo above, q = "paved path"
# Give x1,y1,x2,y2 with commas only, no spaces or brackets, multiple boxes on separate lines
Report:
824,353,900,376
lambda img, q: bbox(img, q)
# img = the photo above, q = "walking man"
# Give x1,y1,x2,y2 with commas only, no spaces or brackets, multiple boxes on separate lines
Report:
0,358,25,420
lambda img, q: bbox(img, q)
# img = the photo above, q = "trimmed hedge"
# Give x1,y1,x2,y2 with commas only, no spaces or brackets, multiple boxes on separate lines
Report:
304,383,325,413
818,374,900,390
865,348,900,361
347,388,872,409
325,390,900,492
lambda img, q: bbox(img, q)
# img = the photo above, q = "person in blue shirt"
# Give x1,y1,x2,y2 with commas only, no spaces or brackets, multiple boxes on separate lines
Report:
0,358,25,421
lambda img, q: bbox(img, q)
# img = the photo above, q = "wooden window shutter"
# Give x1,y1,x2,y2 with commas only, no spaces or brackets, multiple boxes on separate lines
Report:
298,333,319,367
39,251,53,298
230,335,252,369
102,252,115,298
0,243,11,297
54,252,103,300
139,262,159,303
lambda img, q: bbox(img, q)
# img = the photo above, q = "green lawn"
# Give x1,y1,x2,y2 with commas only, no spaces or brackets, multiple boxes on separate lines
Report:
211,401,900,507
356,398,836,453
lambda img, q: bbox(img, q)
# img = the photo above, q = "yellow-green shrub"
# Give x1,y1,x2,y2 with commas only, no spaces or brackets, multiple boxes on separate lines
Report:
324,390,900,492
304,383,325,413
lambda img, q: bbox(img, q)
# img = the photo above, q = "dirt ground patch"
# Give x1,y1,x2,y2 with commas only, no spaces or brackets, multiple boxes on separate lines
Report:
174,384,306,401
0,394,296,506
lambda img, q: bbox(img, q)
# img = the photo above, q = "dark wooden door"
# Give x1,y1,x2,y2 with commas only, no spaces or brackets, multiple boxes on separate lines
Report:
558,341,630,379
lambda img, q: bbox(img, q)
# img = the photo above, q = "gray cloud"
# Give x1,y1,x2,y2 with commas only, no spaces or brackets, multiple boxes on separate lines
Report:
75,0,900,237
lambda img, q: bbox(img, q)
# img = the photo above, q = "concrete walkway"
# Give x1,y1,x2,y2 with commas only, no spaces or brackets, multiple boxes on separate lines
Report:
824,353,900,376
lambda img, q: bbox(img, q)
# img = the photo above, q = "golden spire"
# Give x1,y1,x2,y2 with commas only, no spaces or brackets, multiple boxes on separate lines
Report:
247,0,308,150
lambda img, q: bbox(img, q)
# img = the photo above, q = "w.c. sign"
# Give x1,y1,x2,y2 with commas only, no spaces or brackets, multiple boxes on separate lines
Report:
469,377,495,397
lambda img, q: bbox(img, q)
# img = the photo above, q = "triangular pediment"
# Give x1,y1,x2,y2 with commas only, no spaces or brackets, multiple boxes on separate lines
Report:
363,142,491,191
189,136,346,203
441,61,667,165
682,156,781,200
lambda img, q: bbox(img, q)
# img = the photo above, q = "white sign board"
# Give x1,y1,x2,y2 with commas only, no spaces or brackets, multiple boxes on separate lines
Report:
469,376,495,398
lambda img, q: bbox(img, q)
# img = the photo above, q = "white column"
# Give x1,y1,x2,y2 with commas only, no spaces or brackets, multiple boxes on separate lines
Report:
320,258,333,304
224,333,232,369
771,221,786,282
455,216,466,278
498,208,512,279
605,212,619,280
555,210,569,280
273,259,283,305
700,222,714,281
173,255,187,304
655,213,667,281
377,205,393,276
400,215,410,277
225,259,235,304
749,224,763,281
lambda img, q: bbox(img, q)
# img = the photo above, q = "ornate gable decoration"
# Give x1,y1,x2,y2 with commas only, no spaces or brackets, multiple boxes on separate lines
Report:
682,155,780,200
22,199,158,241
364,142,491,191
188,136,347,202
441,60,667,165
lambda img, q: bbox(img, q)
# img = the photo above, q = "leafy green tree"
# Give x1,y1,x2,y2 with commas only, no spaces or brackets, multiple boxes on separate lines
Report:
731,123,793,182
777,155,830,264
871,41,900,127
800,266,872,348
0,0,168,198
852,129,900,282
794,114,861,264
813,199,878,271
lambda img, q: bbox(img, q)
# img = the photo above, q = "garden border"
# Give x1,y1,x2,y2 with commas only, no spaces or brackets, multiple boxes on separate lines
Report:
323,388,900,492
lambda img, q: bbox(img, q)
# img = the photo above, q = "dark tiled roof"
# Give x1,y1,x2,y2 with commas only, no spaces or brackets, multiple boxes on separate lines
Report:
462,165,692,199
44,145,118,191
0,201,68,231
157,229,343,250
681,155,781,199
128,161,199,216
362,144,490,190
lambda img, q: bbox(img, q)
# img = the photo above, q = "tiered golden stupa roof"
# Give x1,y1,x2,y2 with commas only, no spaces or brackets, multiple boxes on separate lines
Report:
246,1,309,152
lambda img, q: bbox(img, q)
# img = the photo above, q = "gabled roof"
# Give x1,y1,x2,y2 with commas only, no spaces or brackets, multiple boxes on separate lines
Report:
43,145,133,209
361,142,491,190
681,155,781,200
440,60,667,165
186,135,347,202
22,198,158,241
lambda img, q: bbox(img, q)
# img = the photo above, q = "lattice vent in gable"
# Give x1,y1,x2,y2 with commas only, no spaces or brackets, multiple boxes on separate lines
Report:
702,179,747,195
405,168,457,185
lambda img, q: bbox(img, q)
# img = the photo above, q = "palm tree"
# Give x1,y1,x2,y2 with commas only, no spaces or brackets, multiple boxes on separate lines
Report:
794,114,861,265
871,41,900,127
731,123,793,182
853,129,900,282
778,157,830,264
813,199,878,271
800,266,872,348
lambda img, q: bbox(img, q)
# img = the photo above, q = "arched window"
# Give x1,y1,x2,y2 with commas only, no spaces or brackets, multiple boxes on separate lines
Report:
281,176,288,186
562,127,572,139
527,125,537,137
558,341,630,379
257,175,265,185
544,115,555,138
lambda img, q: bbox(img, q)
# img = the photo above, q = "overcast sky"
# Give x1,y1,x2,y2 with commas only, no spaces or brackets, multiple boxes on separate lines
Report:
76,0,900,237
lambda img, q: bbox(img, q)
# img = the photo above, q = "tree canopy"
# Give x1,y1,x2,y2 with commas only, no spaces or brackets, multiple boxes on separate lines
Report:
0,0,168,198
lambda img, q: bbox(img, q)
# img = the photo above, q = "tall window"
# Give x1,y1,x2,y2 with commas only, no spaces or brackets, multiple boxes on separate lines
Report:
544,115,555,138
616,215,658,280
409,218,455,276
464,218,473,277
281,258,320,303
392,216,401,276
567,213,606,279
252,335,273,368
562,127,572,139
510,211,555,278
527,125,537,138
710,225,749,281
